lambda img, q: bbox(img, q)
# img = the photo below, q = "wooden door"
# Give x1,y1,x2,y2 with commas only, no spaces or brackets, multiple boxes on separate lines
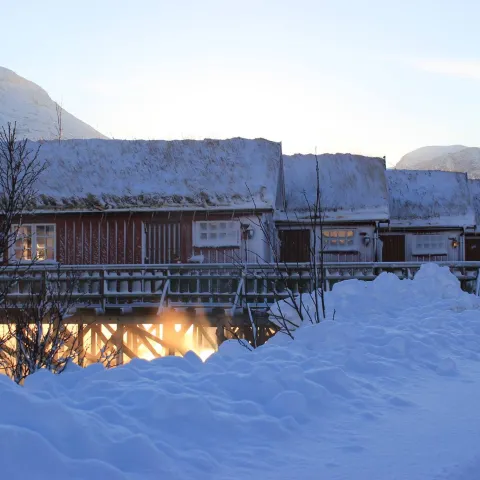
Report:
279,229,311,263
465,238,480,261
380,234,405,262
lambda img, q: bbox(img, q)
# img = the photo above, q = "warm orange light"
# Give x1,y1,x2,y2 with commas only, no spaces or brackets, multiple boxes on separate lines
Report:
197,348,215,362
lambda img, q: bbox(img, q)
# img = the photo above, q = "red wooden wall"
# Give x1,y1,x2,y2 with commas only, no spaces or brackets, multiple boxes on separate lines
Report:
19,210,252,265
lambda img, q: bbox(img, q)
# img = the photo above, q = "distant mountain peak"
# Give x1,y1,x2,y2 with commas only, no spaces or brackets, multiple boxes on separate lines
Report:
396,145,480,179
0,66,106,141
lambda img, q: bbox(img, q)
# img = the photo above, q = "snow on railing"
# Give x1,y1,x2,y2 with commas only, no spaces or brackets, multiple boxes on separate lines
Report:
1,262,480,312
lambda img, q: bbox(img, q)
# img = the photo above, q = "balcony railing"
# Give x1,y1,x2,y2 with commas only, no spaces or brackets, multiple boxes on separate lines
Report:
1,261,479,315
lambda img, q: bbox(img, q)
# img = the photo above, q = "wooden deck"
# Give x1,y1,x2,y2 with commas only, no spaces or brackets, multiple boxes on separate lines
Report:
1,262,479,363
1,261,479,314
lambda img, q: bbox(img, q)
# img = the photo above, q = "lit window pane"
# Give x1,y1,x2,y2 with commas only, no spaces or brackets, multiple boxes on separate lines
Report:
18,226,32,237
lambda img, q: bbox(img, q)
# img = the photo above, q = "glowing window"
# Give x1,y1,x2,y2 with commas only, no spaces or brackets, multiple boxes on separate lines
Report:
322,230,356,249
11,224,56,262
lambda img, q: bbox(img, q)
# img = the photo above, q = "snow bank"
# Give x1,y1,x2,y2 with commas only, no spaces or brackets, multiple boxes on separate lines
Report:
282,153,389,222
387,169,476,227
2,264,480,479
28,138,282,210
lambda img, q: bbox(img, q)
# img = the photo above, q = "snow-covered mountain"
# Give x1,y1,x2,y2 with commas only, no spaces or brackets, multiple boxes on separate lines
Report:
0,66,106,140
396,145,480,179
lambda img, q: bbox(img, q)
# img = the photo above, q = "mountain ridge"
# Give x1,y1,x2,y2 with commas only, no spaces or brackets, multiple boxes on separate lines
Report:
0,66,106,141
395,145,480,179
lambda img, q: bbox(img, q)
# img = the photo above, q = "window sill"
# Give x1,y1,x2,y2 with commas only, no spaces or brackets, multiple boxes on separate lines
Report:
323,248,360,253
8,260,59,265
193,245,241,249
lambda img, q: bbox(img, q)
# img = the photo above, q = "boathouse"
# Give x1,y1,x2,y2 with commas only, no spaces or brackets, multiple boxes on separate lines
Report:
276,153,390,263
382,170,476,262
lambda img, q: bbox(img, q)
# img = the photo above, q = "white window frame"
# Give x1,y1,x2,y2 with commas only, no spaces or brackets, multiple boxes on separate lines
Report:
193,221,241,248
322,229,357,251
11,224,57,263
412,234,447,255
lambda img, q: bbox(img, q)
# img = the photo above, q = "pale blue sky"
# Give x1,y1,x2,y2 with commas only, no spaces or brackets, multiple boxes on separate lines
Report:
2,0,480,165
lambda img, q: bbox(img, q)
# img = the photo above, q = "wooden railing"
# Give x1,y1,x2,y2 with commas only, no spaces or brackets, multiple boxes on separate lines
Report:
1,262,479,314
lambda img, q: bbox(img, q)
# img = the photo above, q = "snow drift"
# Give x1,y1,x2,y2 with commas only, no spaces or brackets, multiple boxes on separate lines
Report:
0,66,106,141
2,264,480,479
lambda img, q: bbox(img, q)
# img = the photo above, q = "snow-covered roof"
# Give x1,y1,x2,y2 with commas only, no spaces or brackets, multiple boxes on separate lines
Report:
468,179,480,226
387,170,475,228
281,153,389,222
29,138,282,211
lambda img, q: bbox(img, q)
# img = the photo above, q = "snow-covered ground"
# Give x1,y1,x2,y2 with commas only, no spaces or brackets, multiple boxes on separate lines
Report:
1,264,480,479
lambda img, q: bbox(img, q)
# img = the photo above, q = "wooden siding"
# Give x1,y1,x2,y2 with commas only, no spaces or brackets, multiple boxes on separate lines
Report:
16,210,262,265
16,214,144,265
380,231,463,262
58,215,144,264
145,222,181,263
277,225,377,263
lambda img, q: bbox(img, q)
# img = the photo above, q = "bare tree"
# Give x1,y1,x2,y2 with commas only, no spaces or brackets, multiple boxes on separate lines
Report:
0,265,122,383
0,124,99,382
0,122,46,290
0,267,82,383
223,154,328,349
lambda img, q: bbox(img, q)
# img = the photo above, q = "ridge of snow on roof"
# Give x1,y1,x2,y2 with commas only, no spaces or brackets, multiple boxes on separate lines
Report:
282,153,389,222
30,138,281,210
468,179,480,225
387,169,475,227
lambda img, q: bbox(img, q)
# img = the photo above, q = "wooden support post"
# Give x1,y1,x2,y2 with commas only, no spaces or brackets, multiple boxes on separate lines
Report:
126,325,135,355
78,324,84,367
185,307,196,353
113,323,124,366
90,324,97,358
163,319,178,356
476,268,480,296
213,307,226,346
